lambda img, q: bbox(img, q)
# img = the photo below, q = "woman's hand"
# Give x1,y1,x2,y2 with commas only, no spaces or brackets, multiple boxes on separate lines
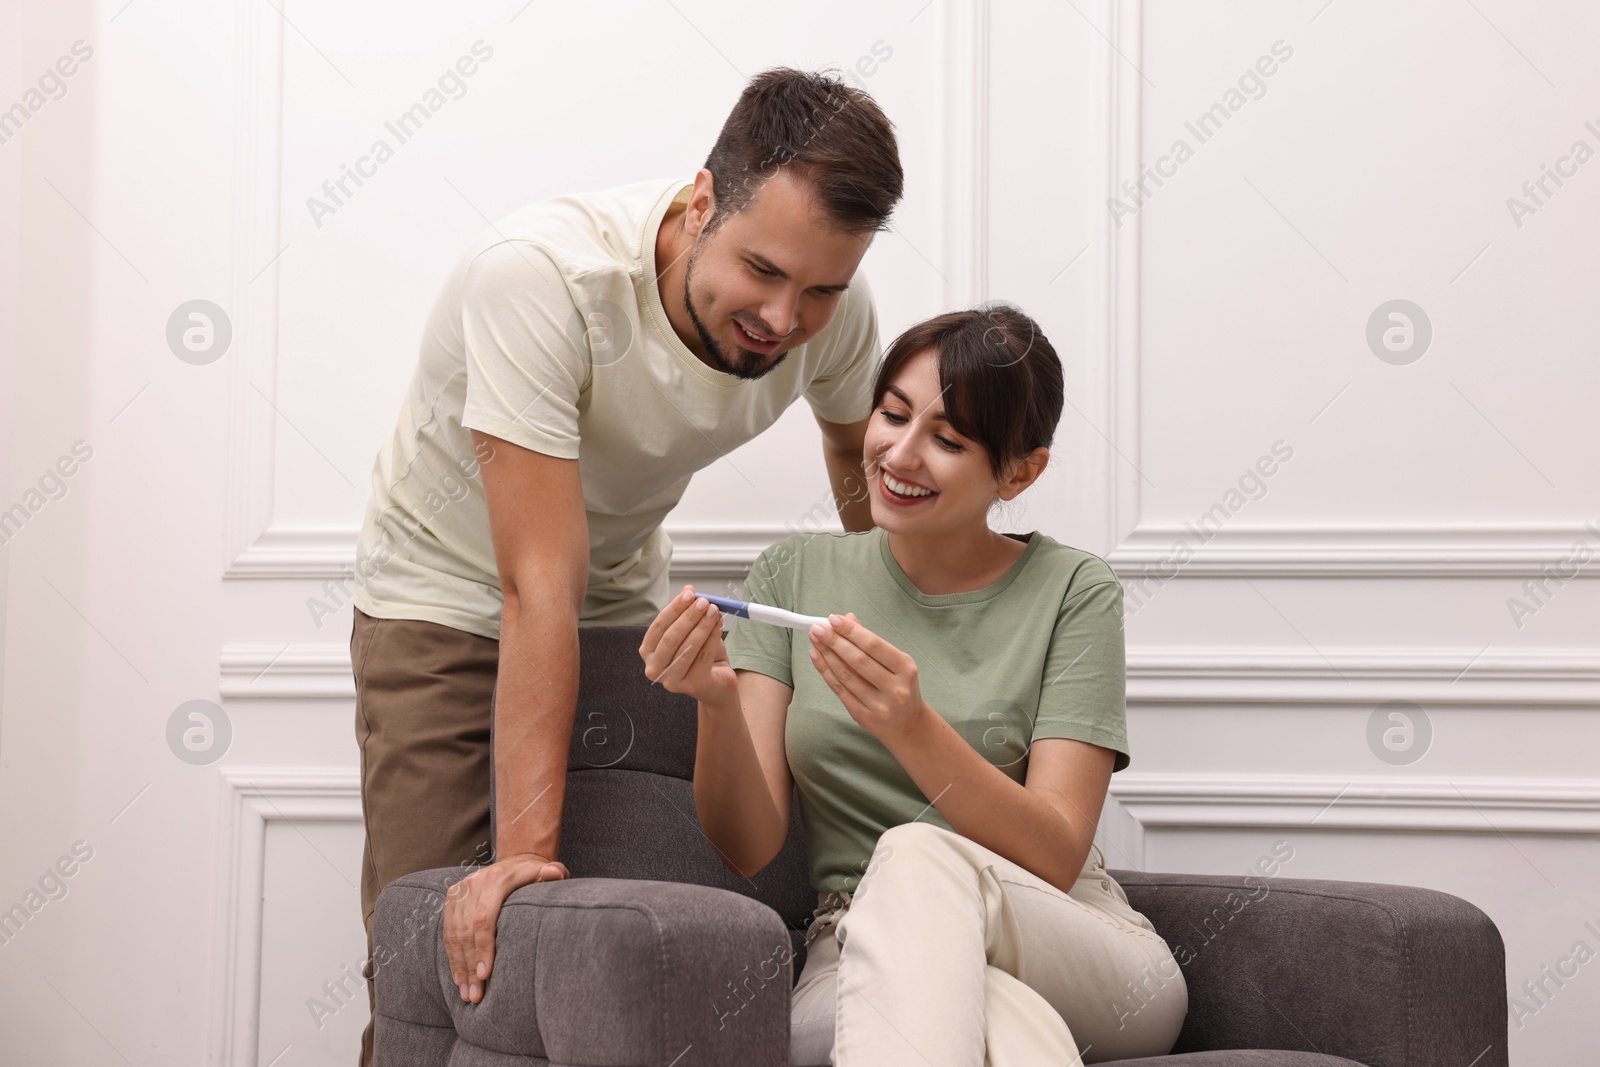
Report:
808,613,929,740
639,585,737,705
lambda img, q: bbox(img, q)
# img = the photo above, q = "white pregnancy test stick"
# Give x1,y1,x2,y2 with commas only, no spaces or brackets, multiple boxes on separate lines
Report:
698,594,830,631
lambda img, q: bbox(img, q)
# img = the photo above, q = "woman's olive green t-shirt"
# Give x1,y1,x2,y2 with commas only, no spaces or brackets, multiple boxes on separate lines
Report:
721,527,1129,895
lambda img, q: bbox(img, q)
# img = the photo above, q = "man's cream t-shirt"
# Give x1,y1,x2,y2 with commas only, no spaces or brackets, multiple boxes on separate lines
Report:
352,177,883,639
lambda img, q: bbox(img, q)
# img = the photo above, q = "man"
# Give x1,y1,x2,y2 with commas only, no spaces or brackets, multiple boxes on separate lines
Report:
348,66,903,1065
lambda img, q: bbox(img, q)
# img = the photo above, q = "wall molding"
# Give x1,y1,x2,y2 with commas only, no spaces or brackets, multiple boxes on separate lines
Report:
218,519,1600,583
221,643,356,700
225,526,357,580
1108,521,1600,577
210,767,362,1067
222,0,284,579
1101,772,1600,870
218,523,824,581
1109,774,1600,833
1125,645,1600,706
221,640,1600,706
1097,0,1141,552
943,0,990,307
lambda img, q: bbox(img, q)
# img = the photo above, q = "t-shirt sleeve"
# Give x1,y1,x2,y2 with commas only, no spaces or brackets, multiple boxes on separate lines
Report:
723,541,799,687
803,271,882,425
1031,577,1131,773
459,241,588,460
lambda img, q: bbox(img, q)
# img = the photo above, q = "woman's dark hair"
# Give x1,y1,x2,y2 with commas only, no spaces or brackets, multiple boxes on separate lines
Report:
870,304,1064,483
702,67,903,236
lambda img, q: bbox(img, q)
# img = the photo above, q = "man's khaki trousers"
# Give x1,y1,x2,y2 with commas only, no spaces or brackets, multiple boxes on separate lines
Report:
349,606,500,1067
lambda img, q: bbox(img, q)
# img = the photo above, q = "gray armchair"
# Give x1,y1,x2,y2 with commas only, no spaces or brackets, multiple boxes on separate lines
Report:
373,625,1509,1066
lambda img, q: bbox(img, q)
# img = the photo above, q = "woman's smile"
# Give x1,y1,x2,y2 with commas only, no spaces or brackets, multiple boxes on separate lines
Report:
879,469,938,506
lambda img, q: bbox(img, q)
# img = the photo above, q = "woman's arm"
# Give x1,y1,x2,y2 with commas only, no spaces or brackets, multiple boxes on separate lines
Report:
882,714,1113,893
693,669,795,878
807,612,1115,895
640,589,794,878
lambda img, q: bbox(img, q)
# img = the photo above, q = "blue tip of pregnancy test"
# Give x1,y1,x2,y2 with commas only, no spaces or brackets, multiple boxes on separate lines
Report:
698,594,752,619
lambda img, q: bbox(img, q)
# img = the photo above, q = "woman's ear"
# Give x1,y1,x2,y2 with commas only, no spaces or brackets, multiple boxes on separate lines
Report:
997,447,1050,501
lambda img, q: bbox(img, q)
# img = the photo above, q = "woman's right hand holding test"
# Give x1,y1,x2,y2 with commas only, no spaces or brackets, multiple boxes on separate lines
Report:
639,585,737,706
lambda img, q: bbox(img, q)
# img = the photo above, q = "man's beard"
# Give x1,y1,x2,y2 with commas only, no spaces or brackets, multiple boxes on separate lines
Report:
682,240,788,381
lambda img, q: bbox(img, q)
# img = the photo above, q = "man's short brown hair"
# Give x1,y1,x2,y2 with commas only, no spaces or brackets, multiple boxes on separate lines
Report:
702,66,904,236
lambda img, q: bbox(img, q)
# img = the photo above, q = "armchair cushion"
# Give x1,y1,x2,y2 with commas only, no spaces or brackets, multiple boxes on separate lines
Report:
375,868,796,1066
1114,870,1507,1067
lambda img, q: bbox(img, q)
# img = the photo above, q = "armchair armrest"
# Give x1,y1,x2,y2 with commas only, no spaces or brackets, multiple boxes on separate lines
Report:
1112,870,1508,1067
374,868,796,1066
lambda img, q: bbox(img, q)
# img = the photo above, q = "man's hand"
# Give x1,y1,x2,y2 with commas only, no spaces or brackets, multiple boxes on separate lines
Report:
443,851,571,1003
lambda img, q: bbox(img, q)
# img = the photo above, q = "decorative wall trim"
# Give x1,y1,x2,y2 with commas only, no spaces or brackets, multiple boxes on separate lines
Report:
221,644,356,700
943,0,990,307
663,524,807,579
1101,772,1600,869
1125,646,1600,707
225,526,357,580
1102,0,1143,552
222,641,1600,706
1108,521,1600,577
217,519,1600,583
1109,774,1600,833
222,0,284,579
210,767,362,1067
218,524,821,581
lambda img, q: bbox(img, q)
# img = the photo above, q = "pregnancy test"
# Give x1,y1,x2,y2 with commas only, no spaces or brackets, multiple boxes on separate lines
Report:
698,594,829,631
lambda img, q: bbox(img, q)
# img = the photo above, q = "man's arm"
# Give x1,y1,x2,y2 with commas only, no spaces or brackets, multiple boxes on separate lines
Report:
816,412,875,533
442,429,588,1005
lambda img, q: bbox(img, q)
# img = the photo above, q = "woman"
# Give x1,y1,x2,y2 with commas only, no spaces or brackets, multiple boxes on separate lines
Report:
638,305,1187,1065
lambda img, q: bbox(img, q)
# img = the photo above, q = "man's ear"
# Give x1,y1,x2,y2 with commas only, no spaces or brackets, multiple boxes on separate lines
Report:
997,447,1049,502
684,168,717,238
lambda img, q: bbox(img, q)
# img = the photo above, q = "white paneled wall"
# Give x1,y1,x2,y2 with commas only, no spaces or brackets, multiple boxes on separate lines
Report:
0,1,1595,1065
1074,6,1600,1067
